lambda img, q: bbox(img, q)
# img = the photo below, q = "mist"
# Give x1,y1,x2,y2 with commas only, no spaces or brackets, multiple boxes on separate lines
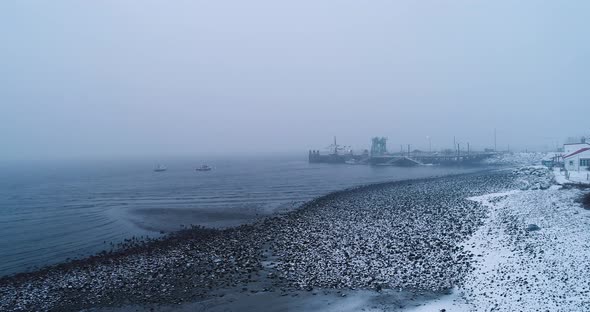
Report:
1,0,589,160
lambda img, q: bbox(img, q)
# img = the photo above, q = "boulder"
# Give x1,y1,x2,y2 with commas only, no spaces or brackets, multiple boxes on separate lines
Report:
526,224,541,232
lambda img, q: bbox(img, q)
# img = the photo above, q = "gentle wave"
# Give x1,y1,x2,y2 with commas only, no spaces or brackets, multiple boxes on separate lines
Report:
0,158,477,276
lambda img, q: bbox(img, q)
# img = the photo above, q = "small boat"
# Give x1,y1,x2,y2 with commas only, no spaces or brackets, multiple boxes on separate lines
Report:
154,164,167,172
195,165,212,172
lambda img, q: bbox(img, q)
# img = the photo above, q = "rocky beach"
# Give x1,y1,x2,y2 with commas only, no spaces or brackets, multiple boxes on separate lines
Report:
4,0,590,310
1,163,589,311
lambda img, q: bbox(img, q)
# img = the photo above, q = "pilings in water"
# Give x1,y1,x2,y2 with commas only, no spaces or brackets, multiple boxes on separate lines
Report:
309,150,322,163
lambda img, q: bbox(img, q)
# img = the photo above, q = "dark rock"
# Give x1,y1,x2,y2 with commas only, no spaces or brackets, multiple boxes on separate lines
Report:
526,224,541,232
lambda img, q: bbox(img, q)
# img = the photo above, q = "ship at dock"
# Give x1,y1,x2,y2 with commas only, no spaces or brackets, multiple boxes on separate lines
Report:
309,136,495,166
308,137,369,164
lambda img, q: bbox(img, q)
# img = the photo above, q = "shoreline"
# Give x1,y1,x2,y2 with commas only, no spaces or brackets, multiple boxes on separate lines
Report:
0,168,494,282
1,168,518,311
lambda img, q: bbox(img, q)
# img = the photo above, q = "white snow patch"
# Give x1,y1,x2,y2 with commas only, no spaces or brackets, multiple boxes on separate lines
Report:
459,187,590,311
554,167,590,185
467,190,521,204
568,171,590,184
553,167,569,185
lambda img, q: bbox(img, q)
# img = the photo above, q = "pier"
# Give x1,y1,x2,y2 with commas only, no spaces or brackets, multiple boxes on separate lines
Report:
309,136,495,166
369,152,494,166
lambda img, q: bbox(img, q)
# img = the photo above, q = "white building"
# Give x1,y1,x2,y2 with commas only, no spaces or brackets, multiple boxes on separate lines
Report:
564,147,590,171
563,142,590,154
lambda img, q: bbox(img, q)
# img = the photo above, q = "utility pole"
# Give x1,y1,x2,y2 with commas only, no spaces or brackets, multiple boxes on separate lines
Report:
494,129,497,152
467,142,470,155
453,136,456,150
333,136,337,154
408,144,411,157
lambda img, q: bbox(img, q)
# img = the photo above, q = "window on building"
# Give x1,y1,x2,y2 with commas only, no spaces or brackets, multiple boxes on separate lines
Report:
569,160,574,166
581,159,590,166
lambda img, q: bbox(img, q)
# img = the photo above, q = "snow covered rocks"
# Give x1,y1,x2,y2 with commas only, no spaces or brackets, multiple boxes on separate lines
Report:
266,172,514,293
512,166,553,190
0,170,541,311
483,152,548,167
459,171,590,311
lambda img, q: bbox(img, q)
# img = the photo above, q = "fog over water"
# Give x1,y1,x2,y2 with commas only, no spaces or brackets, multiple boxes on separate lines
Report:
1,0,589,160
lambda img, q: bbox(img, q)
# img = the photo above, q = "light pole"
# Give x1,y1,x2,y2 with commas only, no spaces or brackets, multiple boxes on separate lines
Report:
456,141,463,158
426,136,432,153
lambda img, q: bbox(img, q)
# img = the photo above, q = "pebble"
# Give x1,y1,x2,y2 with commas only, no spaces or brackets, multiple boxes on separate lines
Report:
0,171,519,311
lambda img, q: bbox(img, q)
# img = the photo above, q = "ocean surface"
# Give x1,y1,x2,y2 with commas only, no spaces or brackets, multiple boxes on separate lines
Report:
0,155,479,277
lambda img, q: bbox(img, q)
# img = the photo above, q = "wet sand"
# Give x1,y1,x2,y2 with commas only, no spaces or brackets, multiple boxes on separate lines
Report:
93,288,447,312
128,207,264,232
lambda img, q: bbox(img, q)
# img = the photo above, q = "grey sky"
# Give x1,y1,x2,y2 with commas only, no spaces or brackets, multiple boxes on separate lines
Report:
1,1,589,160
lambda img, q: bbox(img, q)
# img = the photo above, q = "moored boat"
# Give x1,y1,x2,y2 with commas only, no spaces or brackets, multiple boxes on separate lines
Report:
195,165,212,171
154,164,167,172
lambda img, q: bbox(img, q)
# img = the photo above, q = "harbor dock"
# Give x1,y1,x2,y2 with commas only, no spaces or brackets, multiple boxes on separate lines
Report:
309,137,495,166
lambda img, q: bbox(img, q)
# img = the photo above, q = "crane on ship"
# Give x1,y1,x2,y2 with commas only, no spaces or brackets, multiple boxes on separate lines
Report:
325,136,352,155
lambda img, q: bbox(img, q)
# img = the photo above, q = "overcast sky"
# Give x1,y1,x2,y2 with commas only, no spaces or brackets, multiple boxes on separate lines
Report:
1,0,589,160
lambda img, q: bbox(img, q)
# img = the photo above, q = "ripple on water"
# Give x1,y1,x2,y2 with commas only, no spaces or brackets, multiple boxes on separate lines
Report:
0,158,478,276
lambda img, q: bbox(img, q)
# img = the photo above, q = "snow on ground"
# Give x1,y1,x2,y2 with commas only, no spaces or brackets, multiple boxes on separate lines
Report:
554,167,590,185
459,183,590,310
483,152,548,167
512,166,553,190
404,165,590,312
554,168,569,185
414,166,590,311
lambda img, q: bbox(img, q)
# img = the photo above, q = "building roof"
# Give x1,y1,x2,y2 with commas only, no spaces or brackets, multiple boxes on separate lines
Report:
564,147,590,159
542,153,561,161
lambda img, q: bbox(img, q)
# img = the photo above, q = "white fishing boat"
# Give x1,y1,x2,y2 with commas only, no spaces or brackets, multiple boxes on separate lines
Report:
153,164,167,172
195,165,212,172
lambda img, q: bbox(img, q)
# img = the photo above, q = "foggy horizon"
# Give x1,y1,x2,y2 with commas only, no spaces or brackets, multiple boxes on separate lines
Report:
2,1,589,160
3,2,590,311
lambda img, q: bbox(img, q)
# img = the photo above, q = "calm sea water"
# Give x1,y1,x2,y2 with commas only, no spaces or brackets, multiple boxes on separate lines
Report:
0,155,478,277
